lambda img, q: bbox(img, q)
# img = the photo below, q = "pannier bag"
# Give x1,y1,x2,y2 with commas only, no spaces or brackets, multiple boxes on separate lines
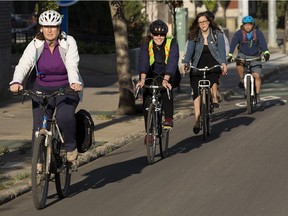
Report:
75,109,95,153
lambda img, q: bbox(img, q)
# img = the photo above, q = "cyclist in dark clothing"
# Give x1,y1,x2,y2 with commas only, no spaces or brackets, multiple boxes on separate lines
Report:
136,19,179,140
227,15,270,103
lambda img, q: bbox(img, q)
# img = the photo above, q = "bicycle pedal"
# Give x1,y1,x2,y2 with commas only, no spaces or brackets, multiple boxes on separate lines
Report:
70,163,78,172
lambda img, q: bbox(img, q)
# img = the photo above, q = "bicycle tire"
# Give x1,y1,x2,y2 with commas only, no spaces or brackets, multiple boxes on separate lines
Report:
55,143,71,198
246,76,253,114
201,90,207,141
146,103,157,164
160,128,170,158
31,135,50,210
206,91,211,137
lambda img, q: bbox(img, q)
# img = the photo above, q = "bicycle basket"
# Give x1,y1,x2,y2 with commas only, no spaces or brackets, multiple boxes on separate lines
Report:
75,109,95,153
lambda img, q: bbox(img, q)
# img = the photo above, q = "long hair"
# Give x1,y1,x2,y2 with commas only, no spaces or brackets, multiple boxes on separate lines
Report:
188,12,221,41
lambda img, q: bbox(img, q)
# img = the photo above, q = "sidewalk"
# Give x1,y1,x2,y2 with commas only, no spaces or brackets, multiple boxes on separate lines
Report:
0,47,287,206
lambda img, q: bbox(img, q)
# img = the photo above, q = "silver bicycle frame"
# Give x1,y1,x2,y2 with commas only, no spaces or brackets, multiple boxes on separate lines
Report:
244,74,255,96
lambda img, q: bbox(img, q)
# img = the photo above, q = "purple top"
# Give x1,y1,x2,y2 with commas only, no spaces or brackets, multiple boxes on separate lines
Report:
36,41,68,87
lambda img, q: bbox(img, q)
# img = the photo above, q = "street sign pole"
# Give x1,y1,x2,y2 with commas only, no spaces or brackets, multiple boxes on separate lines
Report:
60,7,68,33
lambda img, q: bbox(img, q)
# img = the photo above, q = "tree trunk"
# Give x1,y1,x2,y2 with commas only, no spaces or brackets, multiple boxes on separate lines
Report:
109,1,135,115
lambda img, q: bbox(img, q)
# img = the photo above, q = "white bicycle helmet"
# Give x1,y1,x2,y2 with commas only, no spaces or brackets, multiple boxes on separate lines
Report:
39,10,62,26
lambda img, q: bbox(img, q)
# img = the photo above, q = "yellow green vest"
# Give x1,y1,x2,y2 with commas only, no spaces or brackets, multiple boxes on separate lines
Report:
148,37,173,66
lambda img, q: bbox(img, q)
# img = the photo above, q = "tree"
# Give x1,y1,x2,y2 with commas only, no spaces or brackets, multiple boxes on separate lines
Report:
219,0,231,20
160,0,183,37
109,1,135,115
203,0,217,12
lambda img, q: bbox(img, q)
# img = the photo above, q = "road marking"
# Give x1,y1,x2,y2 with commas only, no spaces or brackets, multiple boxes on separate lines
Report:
235,95,286,107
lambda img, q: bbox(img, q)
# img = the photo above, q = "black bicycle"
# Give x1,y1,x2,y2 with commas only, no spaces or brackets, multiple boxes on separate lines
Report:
189,65,222,141
234,56,263,114
135,77,171,164
16,88,76,209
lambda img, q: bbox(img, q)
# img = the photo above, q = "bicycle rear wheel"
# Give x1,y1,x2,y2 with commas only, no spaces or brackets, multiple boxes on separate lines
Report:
201,90,208,141
55,145,71,198
31,135,50,210
246,76,253,114
146,103,158,164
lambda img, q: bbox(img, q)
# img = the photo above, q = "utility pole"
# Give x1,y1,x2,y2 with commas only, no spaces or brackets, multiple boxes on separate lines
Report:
268,0,278,48
238,0,248,28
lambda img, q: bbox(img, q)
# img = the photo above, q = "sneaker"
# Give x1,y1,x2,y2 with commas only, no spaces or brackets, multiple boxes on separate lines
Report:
67,148,78,162
163,117,173,128
256,94,261,105
193,122,200,134
212,102,220,108
238,80,244,89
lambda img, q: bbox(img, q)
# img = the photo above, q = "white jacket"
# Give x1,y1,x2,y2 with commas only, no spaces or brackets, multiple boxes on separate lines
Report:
10,32,84,98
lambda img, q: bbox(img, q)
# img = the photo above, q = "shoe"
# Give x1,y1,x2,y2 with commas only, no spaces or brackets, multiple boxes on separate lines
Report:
212,102,220,108
193,122,200,134
67,148,78,162
163,117,173,128
256,94,261,105
238,81,244,89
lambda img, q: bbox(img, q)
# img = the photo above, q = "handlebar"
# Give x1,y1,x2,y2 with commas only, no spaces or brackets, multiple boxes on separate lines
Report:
11,87,76,104
234,56,264,63
189,64,223,72
134,82,171,100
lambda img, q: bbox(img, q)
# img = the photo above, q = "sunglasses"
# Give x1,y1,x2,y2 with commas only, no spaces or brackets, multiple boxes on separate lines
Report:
152,33,166,37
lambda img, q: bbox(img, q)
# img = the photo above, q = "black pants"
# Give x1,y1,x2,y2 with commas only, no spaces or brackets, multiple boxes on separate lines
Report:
142,75,174,130
31,83,80,152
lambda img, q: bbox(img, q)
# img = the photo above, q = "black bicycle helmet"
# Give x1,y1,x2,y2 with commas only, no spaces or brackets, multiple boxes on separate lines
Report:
149,19,168,35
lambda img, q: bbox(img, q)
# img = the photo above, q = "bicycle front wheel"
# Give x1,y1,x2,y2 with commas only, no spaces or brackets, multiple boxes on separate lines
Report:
31,135,50,210
201,90,208,141
246,76,253,114
146,103,158,164
55,147,71,198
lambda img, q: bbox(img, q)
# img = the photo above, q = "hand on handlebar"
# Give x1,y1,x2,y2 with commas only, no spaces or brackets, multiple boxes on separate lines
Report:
162,79,172,90
180,64,189,76
10,83,23,93
221,63,228,76
70,83,83,92
227,53,234,63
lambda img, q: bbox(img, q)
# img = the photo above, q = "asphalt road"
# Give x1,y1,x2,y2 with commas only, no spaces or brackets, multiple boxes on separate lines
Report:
1,71,288,216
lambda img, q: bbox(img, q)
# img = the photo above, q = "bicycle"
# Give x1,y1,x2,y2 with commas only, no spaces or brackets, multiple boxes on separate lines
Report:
135,77,171,164
16,88,76,209
234,56,263,114
189,65,222,141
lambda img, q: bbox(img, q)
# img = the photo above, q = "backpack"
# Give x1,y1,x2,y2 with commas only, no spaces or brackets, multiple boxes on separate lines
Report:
241,29,257,45
75,109,95,153
211,28,230,56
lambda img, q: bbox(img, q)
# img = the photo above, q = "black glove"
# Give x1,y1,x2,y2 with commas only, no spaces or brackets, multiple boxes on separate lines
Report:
264,51,270,61
227,53,234,63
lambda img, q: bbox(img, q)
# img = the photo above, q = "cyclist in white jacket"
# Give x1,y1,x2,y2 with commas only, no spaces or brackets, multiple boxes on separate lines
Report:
9,10,83,163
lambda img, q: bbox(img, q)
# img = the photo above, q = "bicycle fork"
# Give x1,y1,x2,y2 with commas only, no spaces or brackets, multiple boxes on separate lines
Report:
244,74,255,97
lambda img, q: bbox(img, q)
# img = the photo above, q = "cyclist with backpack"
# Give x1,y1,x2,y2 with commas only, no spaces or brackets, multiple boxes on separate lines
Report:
9,10,83,164
136,19,180,141
227,15,270,104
